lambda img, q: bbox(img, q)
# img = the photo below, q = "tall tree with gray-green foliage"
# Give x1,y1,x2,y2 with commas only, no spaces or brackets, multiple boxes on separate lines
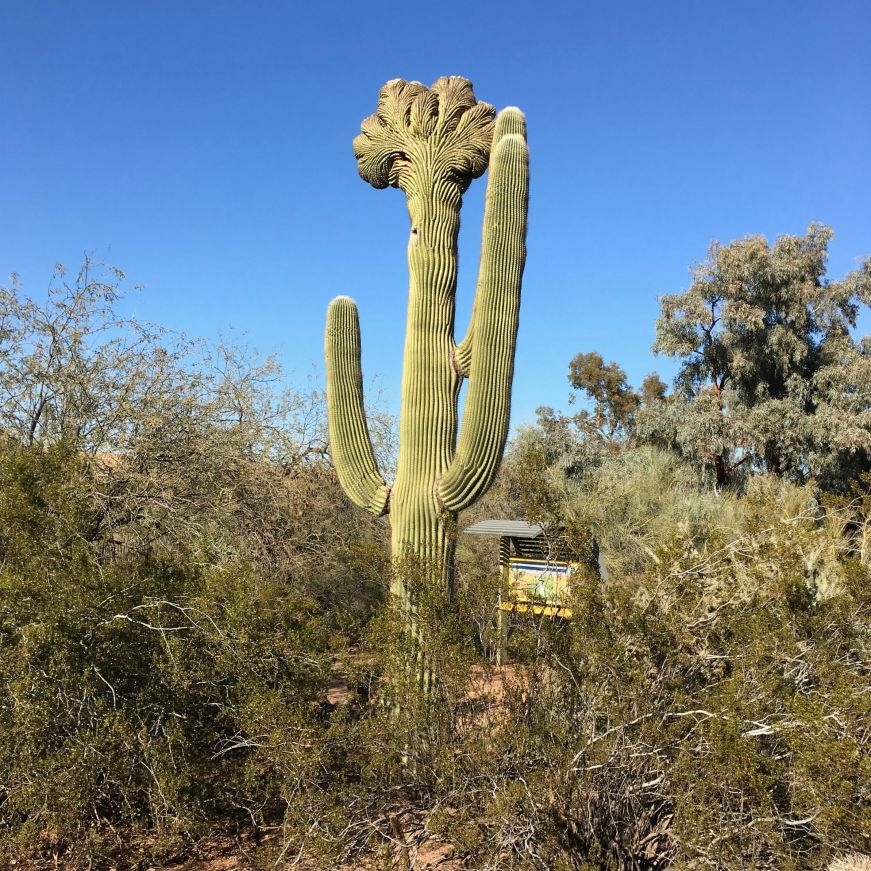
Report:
643,224,871,491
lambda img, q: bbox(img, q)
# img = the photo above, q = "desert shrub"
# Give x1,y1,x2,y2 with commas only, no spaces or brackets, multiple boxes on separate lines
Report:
0,261,392,626
2,451,867,871
286,475,869,871
574,444,742,578
0,263,394,866
491,433,736,581
0,440,338,867
404,477,869,870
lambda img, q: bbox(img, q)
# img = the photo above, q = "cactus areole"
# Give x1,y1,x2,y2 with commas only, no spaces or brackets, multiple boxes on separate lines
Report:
325,76,529,608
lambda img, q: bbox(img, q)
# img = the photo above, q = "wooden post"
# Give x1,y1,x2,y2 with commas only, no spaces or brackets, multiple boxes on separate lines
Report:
496,535,511,665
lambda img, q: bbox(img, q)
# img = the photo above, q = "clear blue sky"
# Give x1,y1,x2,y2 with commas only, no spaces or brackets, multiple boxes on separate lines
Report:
2,1,869,427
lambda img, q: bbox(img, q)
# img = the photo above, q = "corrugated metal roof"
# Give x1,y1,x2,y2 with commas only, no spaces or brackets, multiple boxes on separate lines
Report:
462,520,544,539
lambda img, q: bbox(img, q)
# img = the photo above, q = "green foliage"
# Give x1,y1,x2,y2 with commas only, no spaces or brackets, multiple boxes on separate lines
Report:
576,444,740,578
0,440,334,866
368,478,869,870
567,351,640,440
2,404,869,871
646,224,871,491
0,260,392,620
257,428,871,871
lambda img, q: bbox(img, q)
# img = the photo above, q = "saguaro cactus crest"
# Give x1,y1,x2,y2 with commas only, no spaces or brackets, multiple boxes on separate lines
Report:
325,76,529,615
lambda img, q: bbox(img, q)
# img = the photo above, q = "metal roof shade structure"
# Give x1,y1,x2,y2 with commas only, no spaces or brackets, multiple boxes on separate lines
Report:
462,519,545,539
462,519,608,586
462,519,574,666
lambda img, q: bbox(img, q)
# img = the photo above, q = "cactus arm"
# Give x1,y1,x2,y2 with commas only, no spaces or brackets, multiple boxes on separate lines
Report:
439,126,529,512
325,295,390,516
453,300,475,377
453,108,528,379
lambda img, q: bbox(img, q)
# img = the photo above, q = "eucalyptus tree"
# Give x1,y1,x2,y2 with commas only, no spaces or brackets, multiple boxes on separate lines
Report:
647,224,871,491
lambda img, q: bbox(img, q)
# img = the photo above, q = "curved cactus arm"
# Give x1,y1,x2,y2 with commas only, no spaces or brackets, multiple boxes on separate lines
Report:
453,299,475,377
454,108,528,379
325,296,391,516
439,126,529,513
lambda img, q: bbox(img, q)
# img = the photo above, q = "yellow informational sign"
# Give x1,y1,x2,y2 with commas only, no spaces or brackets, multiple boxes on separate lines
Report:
500,557,575,618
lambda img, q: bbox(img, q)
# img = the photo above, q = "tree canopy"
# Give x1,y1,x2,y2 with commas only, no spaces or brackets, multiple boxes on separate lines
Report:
641,224,871,490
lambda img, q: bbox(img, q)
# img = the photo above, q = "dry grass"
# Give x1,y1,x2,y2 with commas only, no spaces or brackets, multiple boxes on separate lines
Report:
829,855,871,871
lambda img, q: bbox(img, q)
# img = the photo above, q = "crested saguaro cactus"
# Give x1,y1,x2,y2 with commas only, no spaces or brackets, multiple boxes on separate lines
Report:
325,76,528,616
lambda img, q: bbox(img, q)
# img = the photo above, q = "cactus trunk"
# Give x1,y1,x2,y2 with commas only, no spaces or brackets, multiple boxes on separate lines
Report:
325,77,528,685
390,179,460,603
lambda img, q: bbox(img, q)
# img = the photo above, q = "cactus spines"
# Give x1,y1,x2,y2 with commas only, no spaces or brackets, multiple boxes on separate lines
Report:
326,76,529,613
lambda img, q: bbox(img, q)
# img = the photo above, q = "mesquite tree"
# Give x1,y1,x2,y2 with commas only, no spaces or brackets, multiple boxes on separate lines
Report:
325,77,529,616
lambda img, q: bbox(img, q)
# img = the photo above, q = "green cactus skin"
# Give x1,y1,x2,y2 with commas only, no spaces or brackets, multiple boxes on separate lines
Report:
325,76,529,621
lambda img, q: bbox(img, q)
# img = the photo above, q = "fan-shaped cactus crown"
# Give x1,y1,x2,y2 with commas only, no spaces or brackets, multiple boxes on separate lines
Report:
353,76,496,196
